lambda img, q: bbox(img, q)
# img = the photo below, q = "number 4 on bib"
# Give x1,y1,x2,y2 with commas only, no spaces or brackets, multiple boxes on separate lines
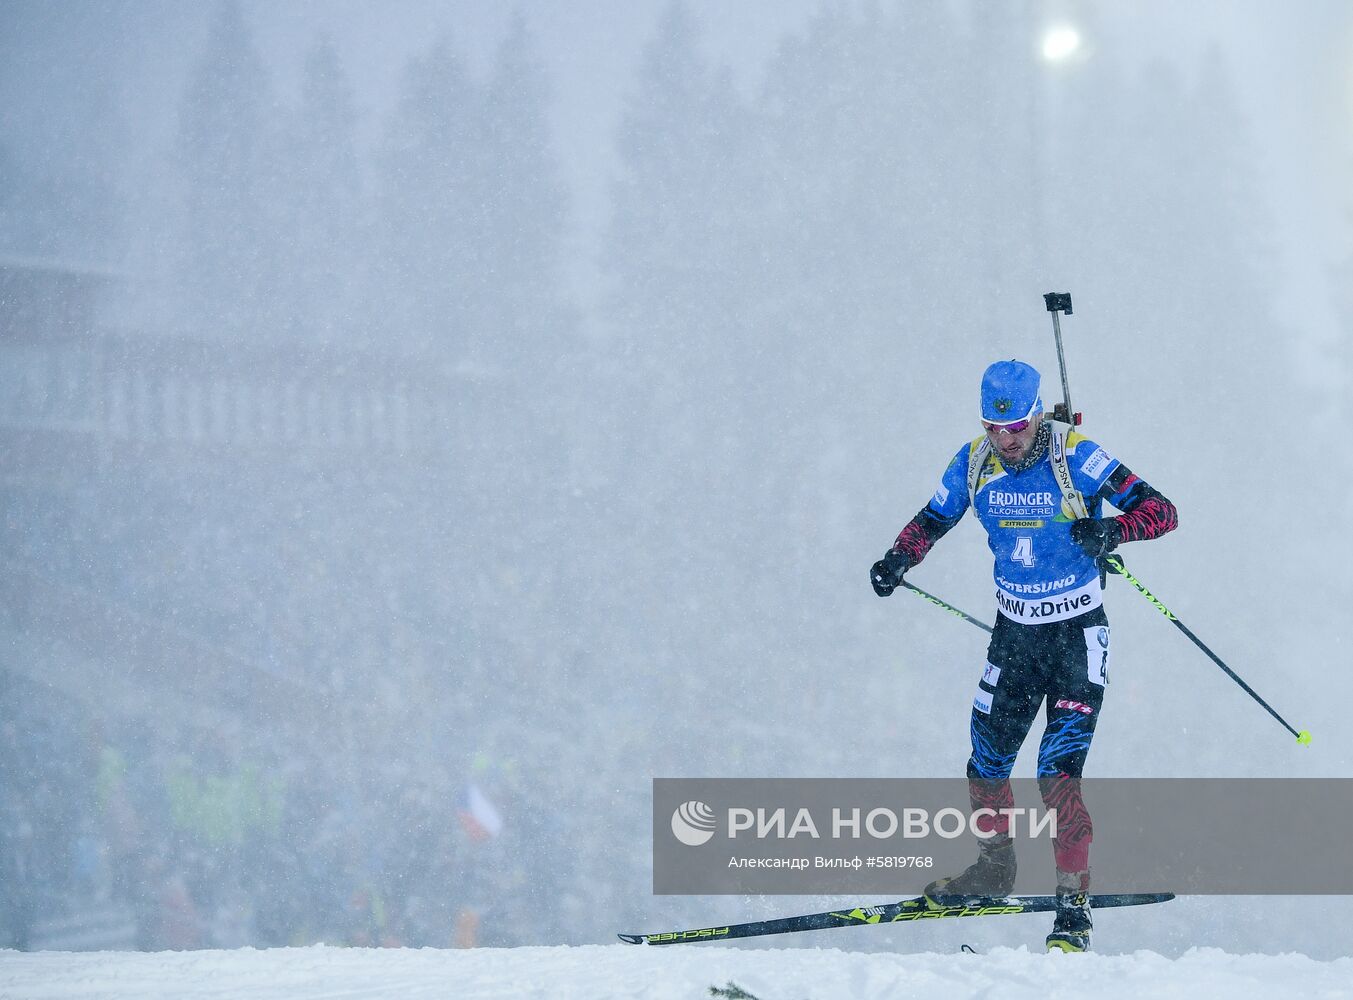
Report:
1012,535,1035,567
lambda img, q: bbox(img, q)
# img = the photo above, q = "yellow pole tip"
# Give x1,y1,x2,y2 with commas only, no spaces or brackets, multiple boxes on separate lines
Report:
1296,730,1312,745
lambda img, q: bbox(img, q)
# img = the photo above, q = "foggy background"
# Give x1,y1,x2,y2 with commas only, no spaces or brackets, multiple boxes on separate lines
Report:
1,0,1350,958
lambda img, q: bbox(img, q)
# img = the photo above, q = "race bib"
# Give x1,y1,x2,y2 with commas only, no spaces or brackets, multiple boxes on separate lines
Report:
1084,625,1110,686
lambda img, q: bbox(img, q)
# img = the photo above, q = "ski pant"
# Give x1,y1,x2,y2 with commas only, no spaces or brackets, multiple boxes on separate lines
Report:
966,606,1109,875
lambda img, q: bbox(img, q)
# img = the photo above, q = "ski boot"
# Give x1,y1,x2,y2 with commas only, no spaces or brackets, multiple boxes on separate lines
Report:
1045,869,1092,952
924,835,1015,904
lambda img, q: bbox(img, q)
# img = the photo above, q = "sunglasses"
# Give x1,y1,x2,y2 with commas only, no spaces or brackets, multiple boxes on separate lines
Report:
982,416,1035,435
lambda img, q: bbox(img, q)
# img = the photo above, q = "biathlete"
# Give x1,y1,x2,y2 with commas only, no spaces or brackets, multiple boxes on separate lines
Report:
870,359,1178,952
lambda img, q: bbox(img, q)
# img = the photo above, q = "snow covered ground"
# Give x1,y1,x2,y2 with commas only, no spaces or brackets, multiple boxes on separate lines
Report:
2,944,1350,1000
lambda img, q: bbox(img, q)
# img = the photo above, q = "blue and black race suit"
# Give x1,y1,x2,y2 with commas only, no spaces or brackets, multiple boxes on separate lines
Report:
886,424,1177,872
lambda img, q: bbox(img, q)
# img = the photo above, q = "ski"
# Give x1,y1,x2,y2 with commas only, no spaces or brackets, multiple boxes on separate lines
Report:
618,892,1173,945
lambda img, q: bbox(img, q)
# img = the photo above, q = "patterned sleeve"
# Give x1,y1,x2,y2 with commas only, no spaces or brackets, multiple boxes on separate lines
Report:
1098,464,1178,544
891,443,971,568
1069,434,1177,545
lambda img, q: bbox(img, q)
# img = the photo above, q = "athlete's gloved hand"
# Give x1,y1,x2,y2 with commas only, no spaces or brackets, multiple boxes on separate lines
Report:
870,549,912,597
1070,518,1119,559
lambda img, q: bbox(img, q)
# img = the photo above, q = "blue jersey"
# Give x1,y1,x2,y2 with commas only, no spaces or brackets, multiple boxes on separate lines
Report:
926,431,1125,623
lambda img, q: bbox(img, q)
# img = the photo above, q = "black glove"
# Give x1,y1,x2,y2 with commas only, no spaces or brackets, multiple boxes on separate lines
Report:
1070,518,1118,559
870,549,912,597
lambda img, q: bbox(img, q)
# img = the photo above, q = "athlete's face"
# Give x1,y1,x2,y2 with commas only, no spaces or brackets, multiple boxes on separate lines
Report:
984,411,1043,466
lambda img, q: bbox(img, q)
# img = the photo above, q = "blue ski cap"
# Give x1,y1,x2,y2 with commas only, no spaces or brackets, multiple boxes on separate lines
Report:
980,360,1043,424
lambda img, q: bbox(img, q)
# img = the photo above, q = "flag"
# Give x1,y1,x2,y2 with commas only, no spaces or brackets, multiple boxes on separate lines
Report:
457,781,503,841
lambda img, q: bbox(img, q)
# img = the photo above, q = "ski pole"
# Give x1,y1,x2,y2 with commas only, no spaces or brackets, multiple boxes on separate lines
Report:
899,580,992,634
1102,554,1311,745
